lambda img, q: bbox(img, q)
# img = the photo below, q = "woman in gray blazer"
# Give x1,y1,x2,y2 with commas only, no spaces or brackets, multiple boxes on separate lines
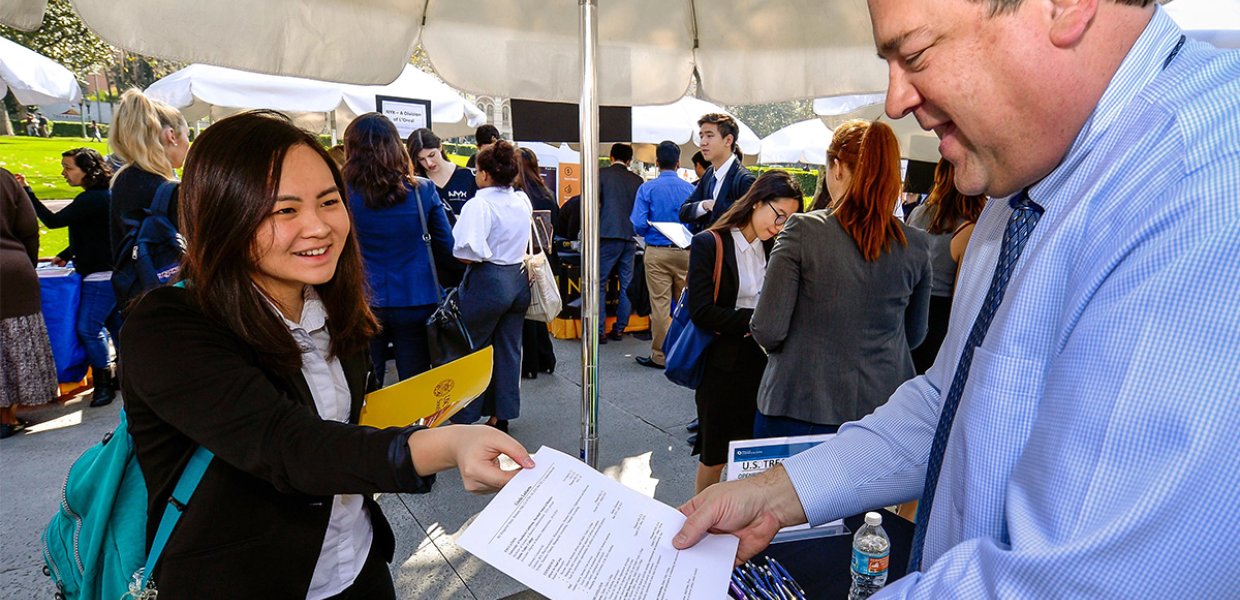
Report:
750,120,932,437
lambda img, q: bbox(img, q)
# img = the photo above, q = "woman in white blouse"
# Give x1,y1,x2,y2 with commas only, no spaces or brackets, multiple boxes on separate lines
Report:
685,171,803,492
448,141,532,432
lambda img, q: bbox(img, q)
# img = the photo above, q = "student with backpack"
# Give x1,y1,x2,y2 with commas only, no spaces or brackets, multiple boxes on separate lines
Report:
90,111,533,598
107,89,190,315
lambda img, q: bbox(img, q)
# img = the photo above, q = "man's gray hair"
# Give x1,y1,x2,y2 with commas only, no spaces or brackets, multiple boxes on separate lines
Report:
977,0,1155,16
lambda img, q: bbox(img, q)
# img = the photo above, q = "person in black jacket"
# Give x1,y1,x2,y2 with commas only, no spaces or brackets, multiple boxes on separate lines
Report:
108,89,190,314
121,111,533,599
517,147,558,378
597,143,644,341
679,113,756,232
687,171,802,493
20,148,121,407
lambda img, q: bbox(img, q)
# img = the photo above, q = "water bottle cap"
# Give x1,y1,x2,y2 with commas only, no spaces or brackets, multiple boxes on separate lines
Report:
864,512,882,526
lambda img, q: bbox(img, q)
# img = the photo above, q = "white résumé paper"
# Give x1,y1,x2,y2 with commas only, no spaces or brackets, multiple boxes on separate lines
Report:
650,221,694,249
457,446,739,600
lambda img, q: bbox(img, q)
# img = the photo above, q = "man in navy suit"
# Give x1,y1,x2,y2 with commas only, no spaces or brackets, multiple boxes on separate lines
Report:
597,143,644,342
678,114,756,232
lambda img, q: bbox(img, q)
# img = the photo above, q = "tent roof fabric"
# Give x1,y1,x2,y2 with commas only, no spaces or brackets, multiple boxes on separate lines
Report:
760,119,831,165
0,35,83,105
145,63,485,137
10,0,889,106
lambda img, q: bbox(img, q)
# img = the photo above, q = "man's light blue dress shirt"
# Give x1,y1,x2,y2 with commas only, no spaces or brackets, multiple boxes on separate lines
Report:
631,170,695,247
783,8,1240,597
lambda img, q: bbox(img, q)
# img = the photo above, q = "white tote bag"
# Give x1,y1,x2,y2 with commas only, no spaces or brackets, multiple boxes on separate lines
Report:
524,215,562,322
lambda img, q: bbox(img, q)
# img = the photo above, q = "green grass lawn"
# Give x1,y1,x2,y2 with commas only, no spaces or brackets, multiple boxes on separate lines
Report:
2,134,484,259
0,136,110,258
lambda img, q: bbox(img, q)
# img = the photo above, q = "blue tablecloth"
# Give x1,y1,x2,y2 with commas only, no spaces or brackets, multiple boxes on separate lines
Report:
37,266,88,383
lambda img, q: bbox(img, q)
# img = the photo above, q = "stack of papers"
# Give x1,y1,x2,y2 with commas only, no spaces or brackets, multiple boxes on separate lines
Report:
459,447,740,600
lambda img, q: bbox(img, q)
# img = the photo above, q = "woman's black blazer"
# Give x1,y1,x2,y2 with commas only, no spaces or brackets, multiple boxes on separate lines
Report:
121,287,433,598
687,229,772,370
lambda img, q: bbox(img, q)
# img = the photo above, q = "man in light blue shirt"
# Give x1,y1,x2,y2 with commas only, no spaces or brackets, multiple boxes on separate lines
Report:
673,0,1240,597
631,141,695,368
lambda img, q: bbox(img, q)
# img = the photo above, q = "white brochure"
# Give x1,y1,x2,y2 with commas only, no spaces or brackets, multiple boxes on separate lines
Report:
727,435,849,542
650,221,694,249
457,446,739,600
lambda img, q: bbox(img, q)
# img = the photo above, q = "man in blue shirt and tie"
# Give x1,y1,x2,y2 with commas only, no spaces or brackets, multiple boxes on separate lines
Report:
631,141,695,369
673,0,1240,596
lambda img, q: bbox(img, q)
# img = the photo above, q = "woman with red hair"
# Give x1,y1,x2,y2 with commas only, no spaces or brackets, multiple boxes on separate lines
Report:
751,119,933,437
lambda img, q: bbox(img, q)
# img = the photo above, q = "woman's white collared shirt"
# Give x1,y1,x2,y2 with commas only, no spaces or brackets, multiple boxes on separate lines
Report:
451,186,532,265
270,288,373,600
731,228,766,309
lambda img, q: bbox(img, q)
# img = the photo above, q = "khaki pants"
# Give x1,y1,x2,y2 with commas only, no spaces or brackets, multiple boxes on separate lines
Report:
643,245,690,365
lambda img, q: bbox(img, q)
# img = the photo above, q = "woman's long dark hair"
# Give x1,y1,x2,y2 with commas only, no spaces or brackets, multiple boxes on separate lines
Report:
405,128,442,177
833,121,907,262
922,158,987,235
178,110,378,373
62,148,112,190
343,113,412,210
516,147,552,201
709,170,804,233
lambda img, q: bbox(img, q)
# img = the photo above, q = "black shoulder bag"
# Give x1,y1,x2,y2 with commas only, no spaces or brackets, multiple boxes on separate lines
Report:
412,183,475,366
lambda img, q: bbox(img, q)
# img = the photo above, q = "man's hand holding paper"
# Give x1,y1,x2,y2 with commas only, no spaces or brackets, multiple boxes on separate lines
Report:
458,447,741,599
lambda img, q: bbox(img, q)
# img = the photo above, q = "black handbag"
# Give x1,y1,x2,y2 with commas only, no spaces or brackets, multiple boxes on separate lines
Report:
412,182,475,366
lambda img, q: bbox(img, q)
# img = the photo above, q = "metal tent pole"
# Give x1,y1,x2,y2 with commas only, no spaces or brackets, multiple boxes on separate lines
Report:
578,0,600,469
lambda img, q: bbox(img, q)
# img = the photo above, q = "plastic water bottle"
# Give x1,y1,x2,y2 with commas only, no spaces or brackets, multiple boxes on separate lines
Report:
848,511,890,599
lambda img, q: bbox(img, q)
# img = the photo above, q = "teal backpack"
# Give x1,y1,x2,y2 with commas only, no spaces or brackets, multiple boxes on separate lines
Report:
41,410,213,599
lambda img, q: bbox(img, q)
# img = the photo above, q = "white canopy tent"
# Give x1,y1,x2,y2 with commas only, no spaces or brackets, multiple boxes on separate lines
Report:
8,0,888,106
759,119,832,165
518,141,581,169
0,35,82,106
2,0,893,467
632,97,761,155
561,96,762,165
145,63,486,139
813,95,942,163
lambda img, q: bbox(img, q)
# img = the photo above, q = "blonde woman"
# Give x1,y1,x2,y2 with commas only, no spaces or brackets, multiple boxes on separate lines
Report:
108,89,190,310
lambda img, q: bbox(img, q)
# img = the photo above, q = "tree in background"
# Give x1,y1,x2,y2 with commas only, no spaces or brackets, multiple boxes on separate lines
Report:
724,99,816,139
1,0,180,134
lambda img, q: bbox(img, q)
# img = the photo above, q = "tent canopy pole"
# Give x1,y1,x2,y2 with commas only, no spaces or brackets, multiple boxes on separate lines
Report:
578,0,600,469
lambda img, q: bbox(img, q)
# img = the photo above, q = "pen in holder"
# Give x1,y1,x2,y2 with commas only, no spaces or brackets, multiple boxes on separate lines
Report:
729,557,806,600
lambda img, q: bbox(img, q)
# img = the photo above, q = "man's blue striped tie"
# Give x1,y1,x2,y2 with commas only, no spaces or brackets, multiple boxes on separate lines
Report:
907,190,1044,572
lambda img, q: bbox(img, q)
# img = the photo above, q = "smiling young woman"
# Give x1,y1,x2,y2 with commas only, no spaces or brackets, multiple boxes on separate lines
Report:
118,111,533,598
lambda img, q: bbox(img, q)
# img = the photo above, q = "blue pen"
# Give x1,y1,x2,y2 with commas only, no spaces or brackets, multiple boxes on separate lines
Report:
729,579,748,600
776,564,807,600
744,565,778,600
766,558,807,600
761,565,791,600
732,572,755,600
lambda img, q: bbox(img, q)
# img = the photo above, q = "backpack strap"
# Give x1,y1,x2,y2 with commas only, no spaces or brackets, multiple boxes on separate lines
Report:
138,445,213,589
149,181,178,218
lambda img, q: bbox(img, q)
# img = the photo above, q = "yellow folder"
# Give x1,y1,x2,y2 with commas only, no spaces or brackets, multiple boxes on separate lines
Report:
359,346,494,428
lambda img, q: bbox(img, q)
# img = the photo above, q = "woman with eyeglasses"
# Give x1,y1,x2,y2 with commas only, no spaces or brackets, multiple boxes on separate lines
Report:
750,120,932,438
688,170,802,493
